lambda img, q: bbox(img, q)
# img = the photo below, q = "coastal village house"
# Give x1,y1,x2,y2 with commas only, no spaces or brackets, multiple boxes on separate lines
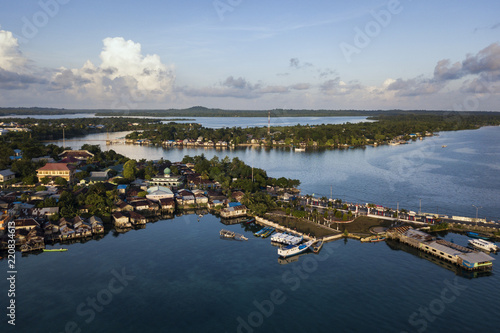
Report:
14,218,40,231
89,216,105,234
159,198,175,212
0,169,15,183
176,190,196,207
112,212,132,228
128,211,147,226
220,204,248,218
36,163,76,183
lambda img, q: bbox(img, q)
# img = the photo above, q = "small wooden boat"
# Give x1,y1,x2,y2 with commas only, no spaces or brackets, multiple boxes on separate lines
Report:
245,218,256,224
220,229,248,241
254,227,270,236
466,232,490,240
370,236,386,242
43,248,68,252
311,239,324,253
261,228,275,238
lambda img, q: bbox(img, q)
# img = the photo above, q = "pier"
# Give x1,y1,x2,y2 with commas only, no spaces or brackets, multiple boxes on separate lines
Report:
386,226,494,271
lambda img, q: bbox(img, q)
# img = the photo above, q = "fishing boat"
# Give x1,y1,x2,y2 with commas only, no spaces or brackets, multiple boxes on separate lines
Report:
220,229,248,241
43,248,68,252
261,227,275,238
254,227,270,236
370,235,386,243
278,240,315,258
244,218,256,224
311,239,324,253
271,232,303,245
468,239,498,252
466,231,490,240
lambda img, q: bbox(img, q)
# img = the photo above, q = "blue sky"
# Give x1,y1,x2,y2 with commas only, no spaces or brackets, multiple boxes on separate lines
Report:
0,0,499,110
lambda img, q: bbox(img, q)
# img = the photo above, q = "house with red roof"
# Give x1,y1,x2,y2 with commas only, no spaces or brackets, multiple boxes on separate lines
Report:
36,163,76,183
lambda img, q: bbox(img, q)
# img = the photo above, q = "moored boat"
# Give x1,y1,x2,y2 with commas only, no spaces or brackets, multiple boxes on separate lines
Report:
466,231,490,240
43,248,68,252
370,236,386,242
278,240,315,258
254,227,270,236
261,227,275,238
271,232,303,245
311,239,324,253
468,239,498,252
220,229,248,241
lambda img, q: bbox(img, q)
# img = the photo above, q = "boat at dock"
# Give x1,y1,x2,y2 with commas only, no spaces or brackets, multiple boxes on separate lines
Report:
260,227,275,238
254,227,271,236
466,231,490,240
270,232,303,245
311,239,324,253
278,240,315,258
43,248,68,252
360,235,386,243
244,218,255,224
220,229,248,241
370,235,386,242
468,239,498,253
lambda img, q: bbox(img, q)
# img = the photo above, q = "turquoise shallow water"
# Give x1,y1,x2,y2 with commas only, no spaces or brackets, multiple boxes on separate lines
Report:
1,214,498,332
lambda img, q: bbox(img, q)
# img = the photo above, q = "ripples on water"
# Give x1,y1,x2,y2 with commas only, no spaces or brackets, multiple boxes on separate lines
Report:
52,126,500,220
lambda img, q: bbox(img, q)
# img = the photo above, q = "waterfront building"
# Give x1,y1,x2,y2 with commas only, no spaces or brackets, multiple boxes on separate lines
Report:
112,212,131,228
128,211,147,225
176,190,196,207
14,218,40,231
220,205,248,218
89,216,104,234
194,192,208,204
159,198,175,212
387,226,494,271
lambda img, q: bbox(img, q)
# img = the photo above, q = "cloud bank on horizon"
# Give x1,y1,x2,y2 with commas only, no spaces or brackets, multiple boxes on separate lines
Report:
0,1,499,111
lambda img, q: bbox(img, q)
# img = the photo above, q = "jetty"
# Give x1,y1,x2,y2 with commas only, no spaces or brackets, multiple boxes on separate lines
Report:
386,226,494,271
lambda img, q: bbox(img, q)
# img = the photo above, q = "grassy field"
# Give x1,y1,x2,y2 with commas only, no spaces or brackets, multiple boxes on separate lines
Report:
336,216,393,235
264,212,339,238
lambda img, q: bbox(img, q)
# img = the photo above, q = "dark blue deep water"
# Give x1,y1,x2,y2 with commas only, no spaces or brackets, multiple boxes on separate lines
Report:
2,123,499,332
1,215,498,332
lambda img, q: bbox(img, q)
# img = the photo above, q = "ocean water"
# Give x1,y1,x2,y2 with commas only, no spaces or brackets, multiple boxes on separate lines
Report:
1,214,498,332
3,122,497,332
52,126,500,220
